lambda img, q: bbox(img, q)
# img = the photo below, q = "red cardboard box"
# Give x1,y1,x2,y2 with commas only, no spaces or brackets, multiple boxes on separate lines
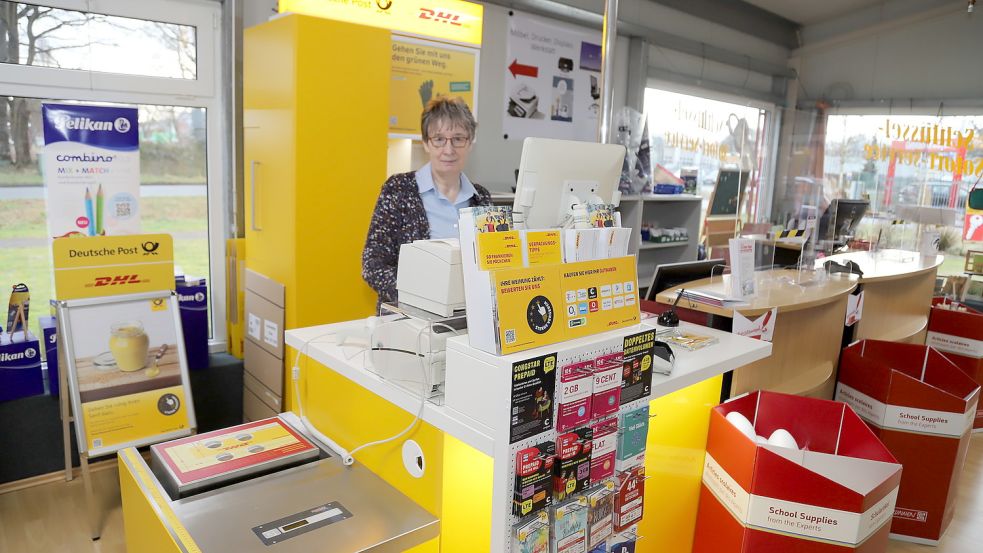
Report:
836,340,980,544
694,391,902,553
926,298,983,430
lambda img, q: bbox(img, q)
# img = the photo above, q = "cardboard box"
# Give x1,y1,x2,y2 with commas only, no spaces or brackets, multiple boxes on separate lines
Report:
176,277,208,370
40,316,59,397
926,299,983,430
694,391,902,553
0,337,44,402
243,384,278,422
836,340,980,544
244,339,283,400
244,370,282,413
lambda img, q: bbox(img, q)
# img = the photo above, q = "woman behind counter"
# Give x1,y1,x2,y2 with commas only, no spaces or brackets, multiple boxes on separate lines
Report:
362,96,491,305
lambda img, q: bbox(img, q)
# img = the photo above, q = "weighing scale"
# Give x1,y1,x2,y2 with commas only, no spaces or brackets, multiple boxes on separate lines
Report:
121,413,439,552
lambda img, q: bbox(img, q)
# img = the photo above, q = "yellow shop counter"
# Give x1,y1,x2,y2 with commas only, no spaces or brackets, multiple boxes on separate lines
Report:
281,318,771,551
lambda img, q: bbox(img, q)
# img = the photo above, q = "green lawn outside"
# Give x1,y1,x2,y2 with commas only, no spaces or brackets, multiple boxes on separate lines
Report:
1,196,210,334
0,172,206,186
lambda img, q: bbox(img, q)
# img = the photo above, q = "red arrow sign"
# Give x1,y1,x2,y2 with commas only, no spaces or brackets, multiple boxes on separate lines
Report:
509,59,539,78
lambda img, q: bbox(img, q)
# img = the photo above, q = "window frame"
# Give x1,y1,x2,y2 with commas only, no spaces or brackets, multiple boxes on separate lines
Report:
0,0,228,350
643,79,781,222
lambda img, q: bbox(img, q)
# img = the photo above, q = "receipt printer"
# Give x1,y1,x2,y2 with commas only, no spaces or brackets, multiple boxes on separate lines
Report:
397,239,465,316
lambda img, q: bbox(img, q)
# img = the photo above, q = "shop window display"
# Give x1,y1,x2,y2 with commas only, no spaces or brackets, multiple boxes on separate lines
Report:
0,98,211,334
822,114,983,279
643,88,772,225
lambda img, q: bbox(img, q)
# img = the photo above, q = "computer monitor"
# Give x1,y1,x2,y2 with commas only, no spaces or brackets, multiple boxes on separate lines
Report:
513,138,626,229
645,259,725,301
829,199,868,242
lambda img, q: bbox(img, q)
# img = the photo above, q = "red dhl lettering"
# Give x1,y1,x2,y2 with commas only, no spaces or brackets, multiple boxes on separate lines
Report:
418,7,463,25
93,274,141,287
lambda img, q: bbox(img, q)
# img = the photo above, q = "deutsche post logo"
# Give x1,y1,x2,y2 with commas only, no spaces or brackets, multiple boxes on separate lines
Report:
376,0,392,9
141,241,160,255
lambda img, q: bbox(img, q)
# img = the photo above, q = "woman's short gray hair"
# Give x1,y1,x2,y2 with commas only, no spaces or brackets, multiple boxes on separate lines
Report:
421,96,477,142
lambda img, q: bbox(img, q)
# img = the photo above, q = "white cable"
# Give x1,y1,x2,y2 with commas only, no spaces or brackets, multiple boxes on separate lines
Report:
291,331,356,465
347,323,432,459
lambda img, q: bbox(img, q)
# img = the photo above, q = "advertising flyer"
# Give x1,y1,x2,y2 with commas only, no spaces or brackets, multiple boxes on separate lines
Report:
561,257,640,340
510,352,558,443
590,417,618,483
513,511,550,553
614,466,645,532
591,352,623,418
494,266,565,355
552,497,589,553
52,234,174,300
41,103,140,238
554,427,593,501
620,330,655,404
523,230,563,266
556,359,594,432
503,10,602,141
62,294,193,455
513,440,555,517
390,36,478,136
588,482,616,547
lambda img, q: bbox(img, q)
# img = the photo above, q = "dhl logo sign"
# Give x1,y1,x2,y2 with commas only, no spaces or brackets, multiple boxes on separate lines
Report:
418,8,462,26
279,0,483,46
53,234,174,300
88,274,146,288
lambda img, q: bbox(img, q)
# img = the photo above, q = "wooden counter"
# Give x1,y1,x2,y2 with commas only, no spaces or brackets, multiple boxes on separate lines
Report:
820,250,943,344
656,270,858,399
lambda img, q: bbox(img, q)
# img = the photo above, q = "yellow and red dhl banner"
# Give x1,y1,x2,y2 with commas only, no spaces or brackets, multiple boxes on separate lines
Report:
279,0,483,46
52,234,174,300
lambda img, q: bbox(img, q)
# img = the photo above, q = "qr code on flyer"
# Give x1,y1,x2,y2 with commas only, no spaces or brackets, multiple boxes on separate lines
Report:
505,329,516,344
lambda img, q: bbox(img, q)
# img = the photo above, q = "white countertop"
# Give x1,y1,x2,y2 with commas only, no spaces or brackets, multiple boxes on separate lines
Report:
286,317,771,456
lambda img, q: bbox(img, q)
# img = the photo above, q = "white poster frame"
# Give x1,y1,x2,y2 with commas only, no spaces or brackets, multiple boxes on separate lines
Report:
56,290,197,458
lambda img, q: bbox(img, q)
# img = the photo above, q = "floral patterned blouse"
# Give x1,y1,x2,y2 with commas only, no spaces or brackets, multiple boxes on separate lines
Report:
361,170,492,305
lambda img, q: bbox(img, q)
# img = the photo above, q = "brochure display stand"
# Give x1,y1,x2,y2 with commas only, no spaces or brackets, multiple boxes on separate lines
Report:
836,340,980,544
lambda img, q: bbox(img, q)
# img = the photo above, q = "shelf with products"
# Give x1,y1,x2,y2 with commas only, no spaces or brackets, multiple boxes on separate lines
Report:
618,195,701,288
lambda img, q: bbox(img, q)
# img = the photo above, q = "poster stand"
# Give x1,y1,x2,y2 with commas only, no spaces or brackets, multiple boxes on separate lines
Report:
49,233,191,540
57,291,197,539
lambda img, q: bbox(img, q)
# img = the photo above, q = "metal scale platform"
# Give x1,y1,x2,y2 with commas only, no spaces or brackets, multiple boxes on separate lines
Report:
124,414,438,552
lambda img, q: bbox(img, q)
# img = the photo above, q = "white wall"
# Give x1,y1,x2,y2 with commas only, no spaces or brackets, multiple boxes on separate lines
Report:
795,8,983,104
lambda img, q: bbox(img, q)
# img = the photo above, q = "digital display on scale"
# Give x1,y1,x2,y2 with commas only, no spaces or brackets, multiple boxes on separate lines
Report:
281,519,309,532
253,502,353,546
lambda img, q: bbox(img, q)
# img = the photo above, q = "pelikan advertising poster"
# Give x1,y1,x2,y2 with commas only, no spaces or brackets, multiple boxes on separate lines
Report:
42,103,141,238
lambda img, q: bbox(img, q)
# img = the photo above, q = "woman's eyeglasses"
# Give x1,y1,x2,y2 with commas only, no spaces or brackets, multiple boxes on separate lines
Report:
428,135,471,148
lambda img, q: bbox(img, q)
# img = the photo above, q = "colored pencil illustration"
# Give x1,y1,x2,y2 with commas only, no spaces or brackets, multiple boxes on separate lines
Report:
96,184,104,235
84,187,94,236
